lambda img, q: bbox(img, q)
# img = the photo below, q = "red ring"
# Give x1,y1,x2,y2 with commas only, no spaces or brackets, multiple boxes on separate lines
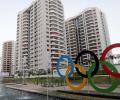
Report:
100,43,120,78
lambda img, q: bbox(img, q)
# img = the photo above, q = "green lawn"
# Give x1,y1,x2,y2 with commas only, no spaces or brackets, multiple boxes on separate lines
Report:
2,75,120,85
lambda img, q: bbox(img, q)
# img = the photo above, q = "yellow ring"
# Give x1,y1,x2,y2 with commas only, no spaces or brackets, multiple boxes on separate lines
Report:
65,64,87,91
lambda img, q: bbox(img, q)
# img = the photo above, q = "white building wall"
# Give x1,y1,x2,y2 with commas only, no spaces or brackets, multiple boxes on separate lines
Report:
16,0,66,73
65,7,111,67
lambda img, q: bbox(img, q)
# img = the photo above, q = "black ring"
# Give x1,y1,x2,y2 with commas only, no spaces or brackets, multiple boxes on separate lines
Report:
75,50,99,78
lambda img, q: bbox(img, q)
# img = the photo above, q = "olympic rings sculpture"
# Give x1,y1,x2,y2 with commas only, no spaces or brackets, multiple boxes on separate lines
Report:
56,43,120,93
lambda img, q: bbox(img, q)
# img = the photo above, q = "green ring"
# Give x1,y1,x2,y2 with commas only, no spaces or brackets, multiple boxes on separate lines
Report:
88,61,119,93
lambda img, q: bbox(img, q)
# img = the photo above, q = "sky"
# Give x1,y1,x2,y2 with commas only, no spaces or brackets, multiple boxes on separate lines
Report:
0,0,120,56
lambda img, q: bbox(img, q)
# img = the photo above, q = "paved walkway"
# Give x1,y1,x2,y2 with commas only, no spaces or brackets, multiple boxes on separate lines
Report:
5,83,120,93
5,83,120,100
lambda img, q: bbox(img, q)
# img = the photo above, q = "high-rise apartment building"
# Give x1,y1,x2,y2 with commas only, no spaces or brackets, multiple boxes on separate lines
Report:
2,41,15,75
16,0,66,73
65,7,110,67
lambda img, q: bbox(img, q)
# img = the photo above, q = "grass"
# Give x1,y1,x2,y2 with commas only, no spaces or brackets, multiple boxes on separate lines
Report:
2,75,120,85
2,77,66,86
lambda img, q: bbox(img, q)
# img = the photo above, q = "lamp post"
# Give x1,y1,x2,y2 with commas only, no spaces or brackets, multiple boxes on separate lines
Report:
45,47,51,100
22,56,26,85
48,48,53,86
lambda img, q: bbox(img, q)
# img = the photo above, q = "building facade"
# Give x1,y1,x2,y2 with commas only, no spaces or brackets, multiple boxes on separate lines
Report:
16,0,66,73
65,7,110,67
2,41,15,75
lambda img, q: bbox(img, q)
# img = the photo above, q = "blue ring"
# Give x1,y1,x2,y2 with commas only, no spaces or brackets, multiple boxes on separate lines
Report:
56,55,74,80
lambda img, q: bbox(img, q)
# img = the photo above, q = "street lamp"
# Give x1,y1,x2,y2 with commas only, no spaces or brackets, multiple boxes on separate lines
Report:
22,56,27,85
